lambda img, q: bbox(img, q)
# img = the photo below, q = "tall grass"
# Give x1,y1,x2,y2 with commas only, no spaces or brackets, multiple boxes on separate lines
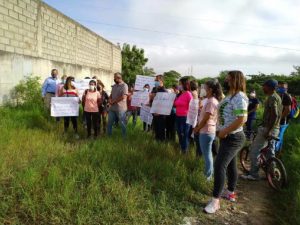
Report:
0,104,213,225
274,119,300,225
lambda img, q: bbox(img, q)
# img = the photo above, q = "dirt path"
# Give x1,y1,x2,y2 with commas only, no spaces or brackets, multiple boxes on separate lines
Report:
183,174,276,225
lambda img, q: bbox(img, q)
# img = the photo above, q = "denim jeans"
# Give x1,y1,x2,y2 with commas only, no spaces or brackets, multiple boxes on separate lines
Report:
249,126,279,177
199,133,215,178
107,110,127,137
126,110,137,126
213,131,245,198
175,116,191,153
194,133,202,156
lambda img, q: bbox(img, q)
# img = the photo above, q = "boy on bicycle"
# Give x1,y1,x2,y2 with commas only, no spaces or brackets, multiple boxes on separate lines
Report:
241,80,283,180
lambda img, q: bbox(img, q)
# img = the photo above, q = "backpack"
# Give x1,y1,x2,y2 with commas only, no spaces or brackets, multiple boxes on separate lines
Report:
289,96,299,119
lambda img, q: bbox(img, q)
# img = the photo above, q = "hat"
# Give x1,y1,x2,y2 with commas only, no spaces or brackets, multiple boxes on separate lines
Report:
263,79,278,89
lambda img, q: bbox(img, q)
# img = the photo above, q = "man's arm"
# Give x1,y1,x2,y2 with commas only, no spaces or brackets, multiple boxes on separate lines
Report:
265,100,280,137
41,78,48,97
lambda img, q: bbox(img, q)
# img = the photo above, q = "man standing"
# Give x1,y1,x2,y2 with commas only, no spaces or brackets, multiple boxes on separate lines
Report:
107,72,128,137
241,80,282,180
277,81,292,125
42,69,59,111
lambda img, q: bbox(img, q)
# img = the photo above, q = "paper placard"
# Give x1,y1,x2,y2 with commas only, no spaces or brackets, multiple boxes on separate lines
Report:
51,97,79,117
186,99,199,128
131,91,150,107
134,75,155,91
140,105,153,125
150,92,176,115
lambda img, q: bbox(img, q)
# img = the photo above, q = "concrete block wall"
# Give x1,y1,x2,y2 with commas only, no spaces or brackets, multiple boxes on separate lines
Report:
0,0,122,103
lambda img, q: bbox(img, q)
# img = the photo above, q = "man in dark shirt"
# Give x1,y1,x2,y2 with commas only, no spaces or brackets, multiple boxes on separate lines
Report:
246,91,259,139
277,81,292,125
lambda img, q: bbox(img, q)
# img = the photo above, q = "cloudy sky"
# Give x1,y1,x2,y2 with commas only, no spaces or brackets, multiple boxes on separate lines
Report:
44,0,300,78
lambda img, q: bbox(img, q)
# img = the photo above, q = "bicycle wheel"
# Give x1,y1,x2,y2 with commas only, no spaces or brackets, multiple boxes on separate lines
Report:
266,157,287,191
240,146,251,173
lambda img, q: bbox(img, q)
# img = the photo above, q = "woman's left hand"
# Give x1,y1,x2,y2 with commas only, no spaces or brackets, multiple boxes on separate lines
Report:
218,129,228,139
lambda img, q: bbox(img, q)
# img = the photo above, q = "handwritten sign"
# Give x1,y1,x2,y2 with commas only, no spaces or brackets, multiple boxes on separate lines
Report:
186,99,199,128
140,105,153,125
150,92,176,115
134,75,155,91
51,97,79,117
74,79,96,99
131,91,150,107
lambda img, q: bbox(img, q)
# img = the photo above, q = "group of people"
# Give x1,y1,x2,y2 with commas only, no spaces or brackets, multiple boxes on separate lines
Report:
42,69,293,214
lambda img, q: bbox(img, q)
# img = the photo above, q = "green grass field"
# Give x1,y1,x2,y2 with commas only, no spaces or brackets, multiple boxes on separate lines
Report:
0,105,213,224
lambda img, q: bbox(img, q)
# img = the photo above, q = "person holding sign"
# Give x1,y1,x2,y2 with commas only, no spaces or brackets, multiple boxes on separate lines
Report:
150,75,168,141
82,80,102,138
174,77,193,153
142,84,151,132
194,79,222,180
58,76,79,139
107,73,128,137
204,71,247,214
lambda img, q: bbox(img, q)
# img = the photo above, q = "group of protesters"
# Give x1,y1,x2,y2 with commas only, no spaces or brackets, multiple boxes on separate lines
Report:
42,69,293,214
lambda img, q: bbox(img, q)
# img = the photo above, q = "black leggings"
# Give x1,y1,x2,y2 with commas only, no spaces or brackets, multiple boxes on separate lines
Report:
85,111,99,137
64,117,77,132
213,131,245,198
153,115,166,141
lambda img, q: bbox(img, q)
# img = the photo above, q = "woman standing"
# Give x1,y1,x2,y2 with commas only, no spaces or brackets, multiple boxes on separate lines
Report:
82,80,102,138
174,77,193,153
194,80,222,180
59,76,79,138
204,71,248,214
97,80,109,134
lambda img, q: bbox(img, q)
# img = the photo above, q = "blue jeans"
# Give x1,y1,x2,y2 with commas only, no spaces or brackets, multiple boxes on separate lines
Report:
107,110,127,137
199,133,215,178
176,116,190,153
194,133,202,156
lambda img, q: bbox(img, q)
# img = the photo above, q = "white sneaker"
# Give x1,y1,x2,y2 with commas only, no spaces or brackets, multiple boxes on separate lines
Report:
240,174,259,181
204,198,220,214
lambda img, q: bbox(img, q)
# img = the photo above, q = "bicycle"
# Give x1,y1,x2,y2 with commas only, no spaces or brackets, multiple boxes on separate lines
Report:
240,136,287,191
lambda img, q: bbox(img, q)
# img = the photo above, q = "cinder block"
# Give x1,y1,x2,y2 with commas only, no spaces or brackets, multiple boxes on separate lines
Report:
5,45,14,52
13,5,23,14
0,36,9,44
8,9,18,19
0,6,8,15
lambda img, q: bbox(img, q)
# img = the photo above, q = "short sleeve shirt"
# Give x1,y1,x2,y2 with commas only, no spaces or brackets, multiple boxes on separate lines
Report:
218,92,248,133
263,92,282,129
199,97,219,134
110,82,128,112
279,92,292,124
84,91,101,112
248,97,259,119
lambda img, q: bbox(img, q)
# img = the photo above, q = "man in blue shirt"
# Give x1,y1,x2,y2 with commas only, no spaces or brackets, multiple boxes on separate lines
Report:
42,69,59,111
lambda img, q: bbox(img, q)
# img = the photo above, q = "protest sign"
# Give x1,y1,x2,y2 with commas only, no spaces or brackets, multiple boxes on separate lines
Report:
51,97,80,117
134,75,155,91
73,79,96,99
140,105,153,125
186,99,199,127
131,91,150,107
150,92,176,115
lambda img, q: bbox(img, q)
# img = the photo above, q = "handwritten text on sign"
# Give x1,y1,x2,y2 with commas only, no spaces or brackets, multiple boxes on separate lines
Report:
134,75,155,91
131,91,150,107
140,105,153,125
51,97,79,117
150,92,176,115
186,99,199,128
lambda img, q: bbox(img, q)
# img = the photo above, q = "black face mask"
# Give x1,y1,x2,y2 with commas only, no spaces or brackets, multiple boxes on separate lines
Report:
223,81,230,92
114,79,118,84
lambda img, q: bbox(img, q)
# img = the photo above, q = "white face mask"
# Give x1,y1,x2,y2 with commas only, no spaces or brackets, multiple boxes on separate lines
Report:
200,88,207,97
71,81,76,87
89,85,95,91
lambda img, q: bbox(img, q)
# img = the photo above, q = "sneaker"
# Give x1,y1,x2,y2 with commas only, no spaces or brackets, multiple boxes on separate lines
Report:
221,189,236,202
204,198,220,214
240,174,259,181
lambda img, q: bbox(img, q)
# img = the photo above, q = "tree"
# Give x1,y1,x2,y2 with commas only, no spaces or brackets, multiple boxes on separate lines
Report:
121,43,148,85
143,67,156,76
163,70,181,88
290,66,300,76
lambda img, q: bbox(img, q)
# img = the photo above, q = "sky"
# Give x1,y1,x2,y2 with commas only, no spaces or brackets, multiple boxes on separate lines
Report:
44,0,300,78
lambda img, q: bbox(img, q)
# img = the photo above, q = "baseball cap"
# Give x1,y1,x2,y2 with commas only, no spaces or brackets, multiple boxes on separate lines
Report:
263,79,278,89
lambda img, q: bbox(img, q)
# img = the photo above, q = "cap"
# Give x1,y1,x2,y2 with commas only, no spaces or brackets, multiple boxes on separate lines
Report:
263,79,278,89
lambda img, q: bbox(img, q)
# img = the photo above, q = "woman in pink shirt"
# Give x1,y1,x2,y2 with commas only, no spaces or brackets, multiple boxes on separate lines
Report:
174,77,193,153
82,80,101,138
194,79,222,180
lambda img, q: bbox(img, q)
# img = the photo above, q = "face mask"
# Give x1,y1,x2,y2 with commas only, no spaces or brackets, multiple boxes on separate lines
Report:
144,88,149,92
114,79,119,84
223,81,230,92
200,88,207,97
250,93,256,98
154,81,160,88
89,85,95,91
178,85,183,91
61,79,65,84
71,81,76,87
277,87,286,94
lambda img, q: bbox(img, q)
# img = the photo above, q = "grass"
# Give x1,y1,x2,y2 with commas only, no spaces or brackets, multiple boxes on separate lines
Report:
0,105,211,225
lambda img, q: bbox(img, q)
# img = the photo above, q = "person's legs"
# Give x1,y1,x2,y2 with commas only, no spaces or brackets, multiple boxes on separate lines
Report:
107,111,116,136
155,115,166,141
249,127,268,177
212,138,219,157
194,133,202,156
70,116,78,132
92,112,99,137
118,111,127,137
176,116,184,149
132,110,137,126
85,112,92,137
213,132,245,198
102,112,107,134
182,121,191,152
200,133,215,178
64,117,70,132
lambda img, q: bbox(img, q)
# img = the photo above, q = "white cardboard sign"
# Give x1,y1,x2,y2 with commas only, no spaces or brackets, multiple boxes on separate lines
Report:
186,99,199,128
131,91,150,107
140,105,153,125
134,75,155,91
150,92,176,115
51,97,79,117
